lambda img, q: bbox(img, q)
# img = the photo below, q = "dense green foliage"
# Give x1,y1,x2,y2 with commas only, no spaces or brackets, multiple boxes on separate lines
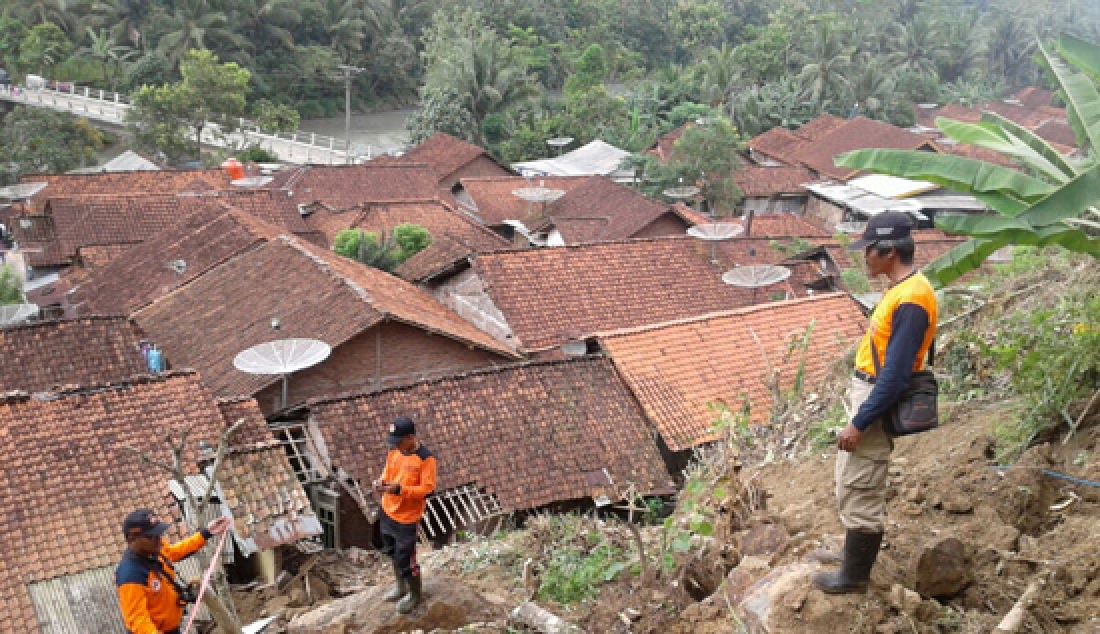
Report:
0,0,1097,161
332,224,432,272
0,265,22,305
0,106,104,178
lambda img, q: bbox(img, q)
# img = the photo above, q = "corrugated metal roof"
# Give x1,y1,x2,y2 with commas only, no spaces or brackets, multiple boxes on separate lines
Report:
29,560,208,633
848,174,938,199
513,140,633,180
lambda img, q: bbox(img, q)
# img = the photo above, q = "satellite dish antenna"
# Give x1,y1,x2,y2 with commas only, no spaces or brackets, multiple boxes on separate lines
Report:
513,181,566,220
167,259,187,275
546,137,573,155
687,222,744,264
722,264,792,303
233,338,331,409
835,221,866,235
0,304,38,327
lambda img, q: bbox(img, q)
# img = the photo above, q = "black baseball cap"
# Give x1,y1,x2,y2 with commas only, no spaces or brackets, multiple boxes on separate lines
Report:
848,211,914,250
122,509,170,539
387,416,415,447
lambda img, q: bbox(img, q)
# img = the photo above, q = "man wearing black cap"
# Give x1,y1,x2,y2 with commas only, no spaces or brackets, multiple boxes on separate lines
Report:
813,211,937,595
115,509,230,633
372,415,437,613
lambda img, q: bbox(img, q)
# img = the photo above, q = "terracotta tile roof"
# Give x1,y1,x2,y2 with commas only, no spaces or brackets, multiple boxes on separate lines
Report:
0,372,275,633
10,189,314,268
306,357,674,511
794,117,938,181
0,316,147,392
649,123,691,161
77,244,134,268
816,230,966,271
534,176,701,242
272,163,442,211
1013,87,1053,109
670,203,713,227
133,237,517,398
396,133,502,183
305,200,508,255
19,169,229,210
599,293,866,450
747,127,805,165
744,213,830,238
471,237,827,352
795,114,847,141
69,203,287,315
1033,119,1077,147
459,175,592,226
734,166,816,197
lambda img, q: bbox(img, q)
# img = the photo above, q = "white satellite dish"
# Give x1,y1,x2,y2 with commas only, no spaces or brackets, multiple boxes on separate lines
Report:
687,222,744,263
722,265,792,288
722,264,792,303
835,221,866,235
231,176,274,188
0,304,38,327
234,338,331,409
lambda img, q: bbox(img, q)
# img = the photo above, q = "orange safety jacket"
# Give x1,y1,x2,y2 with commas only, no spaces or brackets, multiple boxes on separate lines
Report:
115,531,208,634
381,445,438,524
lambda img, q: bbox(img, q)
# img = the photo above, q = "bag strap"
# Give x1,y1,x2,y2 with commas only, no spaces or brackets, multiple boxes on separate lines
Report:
142,554,192,597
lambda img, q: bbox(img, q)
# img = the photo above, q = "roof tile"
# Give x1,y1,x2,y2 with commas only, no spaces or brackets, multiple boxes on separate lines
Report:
0,317,146,392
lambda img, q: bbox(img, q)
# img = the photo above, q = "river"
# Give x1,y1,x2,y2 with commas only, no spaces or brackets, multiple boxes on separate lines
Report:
299,108,414,158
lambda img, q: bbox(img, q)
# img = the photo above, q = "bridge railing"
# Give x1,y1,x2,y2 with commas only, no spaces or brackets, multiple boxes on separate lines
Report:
0,83,355,163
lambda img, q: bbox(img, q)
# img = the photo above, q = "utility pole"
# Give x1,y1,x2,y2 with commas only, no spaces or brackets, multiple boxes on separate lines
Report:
337,64,365,164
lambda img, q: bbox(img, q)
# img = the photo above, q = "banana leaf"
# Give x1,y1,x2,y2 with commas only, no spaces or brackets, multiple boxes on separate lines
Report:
835,149,1053,215
1057,34,1100,82
981,113,1079,182
922,236,1006,289
1039,42,1100,153
934,116,1072,184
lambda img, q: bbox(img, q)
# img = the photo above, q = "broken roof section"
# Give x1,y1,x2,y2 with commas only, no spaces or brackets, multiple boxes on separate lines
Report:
133,235,517,399
513,140,633,182
303,357,675,512
0,372,298,634
464,237,828,353
599,293,867,451
0,316,146,392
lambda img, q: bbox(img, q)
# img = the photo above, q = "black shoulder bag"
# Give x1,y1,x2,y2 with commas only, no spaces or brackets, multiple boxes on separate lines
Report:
870,338,939,437
143,555,198,605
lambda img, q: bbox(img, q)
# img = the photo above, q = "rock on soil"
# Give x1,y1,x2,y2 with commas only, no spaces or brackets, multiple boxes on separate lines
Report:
287,575,495,634
912,535,971,598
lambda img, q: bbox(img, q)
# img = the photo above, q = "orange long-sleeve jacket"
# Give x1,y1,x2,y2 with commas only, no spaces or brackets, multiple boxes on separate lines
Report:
381,445,437,524
115,531,208,634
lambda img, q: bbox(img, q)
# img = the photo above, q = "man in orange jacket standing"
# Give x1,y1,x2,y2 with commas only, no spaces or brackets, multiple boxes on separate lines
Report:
115,509,231,634
373,415,437,613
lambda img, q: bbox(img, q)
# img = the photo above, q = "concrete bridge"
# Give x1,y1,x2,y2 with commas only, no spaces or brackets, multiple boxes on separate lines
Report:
0,83,351,165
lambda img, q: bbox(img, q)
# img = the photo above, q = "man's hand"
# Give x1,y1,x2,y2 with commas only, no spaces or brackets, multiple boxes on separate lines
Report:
372,477,384,493
206,516,231,536
383,484,400,495
837,423,863,452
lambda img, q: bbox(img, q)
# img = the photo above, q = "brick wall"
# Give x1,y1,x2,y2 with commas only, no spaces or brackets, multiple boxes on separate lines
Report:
743,196,808,215
631,213,691,239
254,320,510,413
443,156,511,193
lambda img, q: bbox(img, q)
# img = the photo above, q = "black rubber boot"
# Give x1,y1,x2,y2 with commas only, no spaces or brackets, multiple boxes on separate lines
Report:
812,530,883,594
382,562,408,602
396,575,422,613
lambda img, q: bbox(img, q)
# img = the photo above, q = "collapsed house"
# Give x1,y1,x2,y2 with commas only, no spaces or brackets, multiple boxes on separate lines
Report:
274,357,677,548
0,372,316,634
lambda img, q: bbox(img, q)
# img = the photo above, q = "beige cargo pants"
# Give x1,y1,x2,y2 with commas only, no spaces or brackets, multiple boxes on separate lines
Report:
835,376,894,533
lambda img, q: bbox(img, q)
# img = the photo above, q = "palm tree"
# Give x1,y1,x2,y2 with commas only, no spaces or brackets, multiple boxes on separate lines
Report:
986,13,1037,87
698,44,739,106
88,0,150,50
849,52,896,119
157,0,249,65
78,26,136,90
794,18,853,108
436,32,535,146
233,0,302,51
885,15,943,76
320,0,368,61
936,13,986,83
16,0,77,34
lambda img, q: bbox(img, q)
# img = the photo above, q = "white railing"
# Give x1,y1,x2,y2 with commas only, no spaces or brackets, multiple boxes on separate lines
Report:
0,82,350,164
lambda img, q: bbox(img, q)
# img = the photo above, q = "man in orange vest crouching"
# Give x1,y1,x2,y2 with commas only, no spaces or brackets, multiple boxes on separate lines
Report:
373,415,438,613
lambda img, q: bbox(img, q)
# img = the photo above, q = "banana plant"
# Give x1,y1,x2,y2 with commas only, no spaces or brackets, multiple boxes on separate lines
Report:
834,34,1100,288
